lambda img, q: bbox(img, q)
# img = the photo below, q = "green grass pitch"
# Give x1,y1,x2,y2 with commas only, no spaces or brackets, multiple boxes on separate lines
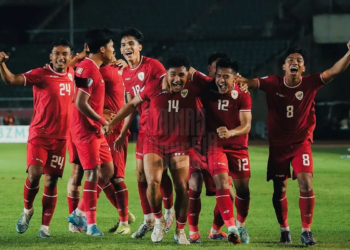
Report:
0,143,349,250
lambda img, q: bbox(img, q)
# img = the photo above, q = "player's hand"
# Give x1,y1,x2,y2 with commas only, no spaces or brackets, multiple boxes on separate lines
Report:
347,40,350,51
235,73,248,93
74,49,88,61
0,52,9,64
110,59,128,70
217,126,233,139
113,132,126,152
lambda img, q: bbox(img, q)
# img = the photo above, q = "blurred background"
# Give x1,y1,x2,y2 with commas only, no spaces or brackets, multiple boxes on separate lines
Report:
0,0,349,142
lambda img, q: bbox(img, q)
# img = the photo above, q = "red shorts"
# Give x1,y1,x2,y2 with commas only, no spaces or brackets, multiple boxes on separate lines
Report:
74,136,113,170
267,140,313,181
143,137,188,161
68,132,80,165
135,132,145,160
27,137,67,177
208,147,251,179
188,148,216,196
105,132,128,178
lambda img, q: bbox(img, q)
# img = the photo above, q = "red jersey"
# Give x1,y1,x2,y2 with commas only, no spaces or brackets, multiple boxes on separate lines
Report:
123,56,166,133
256,74,325,146
100,64,124,133
70,58,105,143
138,74,206,150
203,83,251,149
22,65,74,141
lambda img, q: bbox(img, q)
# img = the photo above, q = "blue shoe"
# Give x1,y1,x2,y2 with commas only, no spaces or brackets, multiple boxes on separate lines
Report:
301,231,316,246
208,231,227,240
188,232,201,243
16,212,33,234
227,228,241,244
67,211,87,232
86,225,104,236
238,227,250,243
280,231,292,244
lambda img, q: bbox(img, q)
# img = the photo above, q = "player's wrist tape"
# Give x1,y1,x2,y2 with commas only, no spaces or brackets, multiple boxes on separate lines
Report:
97,117,106,126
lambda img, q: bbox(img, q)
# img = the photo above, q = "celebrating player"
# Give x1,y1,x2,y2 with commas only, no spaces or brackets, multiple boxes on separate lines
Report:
235,41,350,245
0,39,74,238
68,28,115,236
202,58,252,244
114,27,174,238
207,52,229,78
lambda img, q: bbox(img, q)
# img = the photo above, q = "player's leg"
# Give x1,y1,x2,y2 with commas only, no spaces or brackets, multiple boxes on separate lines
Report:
208,149,240,245
143,152,166,243
268,145,292,244
187,171,203,243
291,142,316,246
169,154,190,245
161,169,174,232
67,163,84,233
39,174,58,238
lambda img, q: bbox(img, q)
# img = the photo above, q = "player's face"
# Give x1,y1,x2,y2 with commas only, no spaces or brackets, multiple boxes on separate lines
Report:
167,67,188,92
283,53,305,77
50,45,71,72
215,67,235,94
120,36,142,62
102,40,115,64
207,59,219,78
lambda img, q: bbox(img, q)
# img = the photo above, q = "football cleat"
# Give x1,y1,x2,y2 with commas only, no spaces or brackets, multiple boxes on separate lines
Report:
208,231,227,240
109,211,136,233
67,211,87,232
116,224,130,235
301,231,316,246
151,219,165,243
174,229,190,245
188,232,201,243
69,222,81,233
164,210,175,233
86,225,104,236
16,212,33,234
280,231,292,244
238,227,250,243
131,221,154,239
228,228,241,244
38,227,51,238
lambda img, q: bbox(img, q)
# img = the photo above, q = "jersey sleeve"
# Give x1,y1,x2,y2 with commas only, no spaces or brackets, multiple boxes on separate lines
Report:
99,66,114,83
306,73,325,91
254,75,279,92
76,69,96,96
22,68,44,87
150,59,166,79
192,71,212,87
239,91,252,112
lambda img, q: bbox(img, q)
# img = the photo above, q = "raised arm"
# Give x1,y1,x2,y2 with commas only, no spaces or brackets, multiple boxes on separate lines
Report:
235,75,259,90
0,52,25,85
321,40,350,84
217,111,252,139
75,89,107,126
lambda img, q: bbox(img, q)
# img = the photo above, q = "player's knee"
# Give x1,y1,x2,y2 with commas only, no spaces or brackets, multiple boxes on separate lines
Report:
45,176,58,189
236,187,250,199
173,179,187,193
148,180,161,192
135,167,146,182
188,173,203,192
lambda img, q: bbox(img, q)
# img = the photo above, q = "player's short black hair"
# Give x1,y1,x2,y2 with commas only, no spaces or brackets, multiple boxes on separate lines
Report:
284,47,308,64
167,54,190,71
207,52,229,66
51,38,73,52
216,58,239,74
84,28,115,54
119,27,144,45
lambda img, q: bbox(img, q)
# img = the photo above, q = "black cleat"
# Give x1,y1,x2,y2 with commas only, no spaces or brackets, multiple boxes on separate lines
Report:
280,231,292,244
301,231,316,246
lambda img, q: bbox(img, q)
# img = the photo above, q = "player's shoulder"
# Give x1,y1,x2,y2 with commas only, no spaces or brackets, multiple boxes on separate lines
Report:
302,73,323,82
76,58,100,76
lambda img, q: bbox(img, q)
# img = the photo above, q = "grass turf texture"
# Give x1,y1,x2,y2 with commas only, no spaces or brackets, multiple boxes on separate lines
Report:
0,143,349,250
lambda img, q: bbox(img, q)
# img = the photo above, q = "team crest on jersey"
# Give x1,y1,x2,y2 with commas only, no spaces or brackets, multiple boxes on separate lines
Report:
181,89,188,98
138,72,145,81
231,90,238,99
295,91,303,100
68,73,73,81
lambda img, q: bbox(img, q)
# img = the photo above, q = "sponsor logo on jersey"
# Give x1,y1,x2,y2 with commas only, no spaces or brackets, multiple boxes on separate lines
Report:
231,90,238,99
181,89,188,98
48,75,59,78
295,91,303,100
76,67,83,74
138,72,145,81
276,93,285,97
68,73,73,81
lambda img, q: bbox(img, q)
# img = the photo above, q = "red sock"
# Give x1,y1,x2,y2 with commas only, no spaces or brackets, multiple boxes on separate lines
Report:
299,189,315,228
176,215,187,230
83,181,97,224
160,174,173,209
216,189,235,228
42,186,57,226
97,178,107,199
138,181,152,215
103,182,118,210
67,196,79,214
114,181,129,222
212,203,224,230
188,189,201,232
77,198,84,211
235,194,250,223
150,203,163,219
272,191,289,228
23,178,39,210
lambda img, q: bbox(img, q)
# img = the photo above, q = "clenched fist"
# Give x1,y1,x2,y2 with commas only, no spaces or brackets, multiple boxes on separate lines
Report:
0,52,9,64
217,126,234,139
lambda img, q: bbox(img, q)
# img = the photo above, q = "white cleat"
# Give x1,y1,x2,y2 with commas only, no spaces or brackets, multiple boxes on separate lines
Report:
174,229,190,245
69,222,81,233
164,210,175,233
131,221,154,239
151,218,166,243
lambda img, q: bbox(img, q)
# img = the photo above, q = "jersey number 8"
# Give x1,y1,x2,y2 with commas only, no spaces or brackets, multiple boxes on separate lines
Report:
286,105,293,118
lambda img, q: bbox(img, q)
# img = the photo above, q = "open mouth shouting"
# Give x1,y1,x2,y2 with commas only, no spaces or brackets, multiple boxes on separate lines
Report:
171,81,183,92
290,65,299,75
217,82,228,93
